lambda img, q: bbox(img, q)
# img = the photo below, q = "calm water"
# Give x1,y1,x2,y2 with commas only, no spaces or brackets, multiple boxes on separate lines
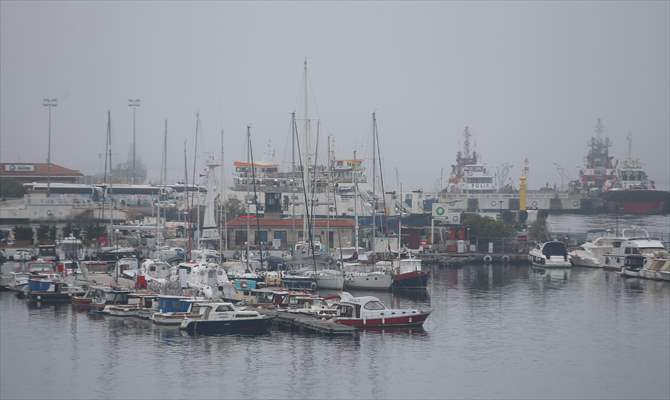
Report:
1,264,669,399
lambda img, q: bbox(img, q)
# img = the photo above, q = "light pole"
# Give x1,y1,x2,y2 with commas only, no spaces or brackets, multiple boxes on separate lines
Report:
42,98,58,197
128,99,141,184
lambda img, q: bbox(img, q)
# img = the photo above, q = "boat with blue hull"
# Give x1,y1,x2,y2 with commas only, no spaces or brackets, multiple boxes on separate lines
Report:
180,302,274,335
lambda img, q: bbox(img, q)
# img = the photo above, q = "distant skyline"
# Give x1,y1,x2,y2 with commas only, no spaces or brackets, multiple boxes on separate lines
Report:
1,1,668,191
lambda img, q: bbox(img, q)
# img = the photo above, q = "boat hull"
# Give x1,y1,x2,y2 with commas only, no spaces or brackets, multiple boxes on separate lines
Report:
335,312,430,328
344,273,392,291
181,316,274,335
316,274,344,290
600,189,670,214
392,270,430,288
28,292,72,304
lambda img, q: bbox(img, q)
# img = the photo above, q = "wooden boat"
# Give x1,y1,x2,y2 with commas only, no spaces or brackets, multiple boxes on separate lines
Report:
333,292,430,328
180,302,274,335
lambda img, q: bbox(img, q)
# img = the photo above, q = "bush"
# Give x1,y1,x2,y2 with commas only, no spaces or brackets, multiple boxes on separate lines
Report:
461,213,515,239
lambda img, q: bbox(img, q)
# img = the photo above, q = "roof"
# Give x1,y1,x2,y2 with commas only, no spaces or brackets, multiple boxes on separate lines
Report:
233,161,278,168
227,217,355,229
1,163,82,178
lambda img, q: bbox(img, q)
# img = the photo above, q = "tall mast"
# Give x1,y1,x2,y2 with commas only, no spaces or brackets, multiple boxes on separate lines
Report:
398,182,402,265
156,119,167,250
303,60,310,244
248,126,263,270
245,126,251,271
192,113,200,251
291,112,297,247
107,111,114,248
353,150,359,252
184,139,191,259
371,112,376,253
220,128,227,251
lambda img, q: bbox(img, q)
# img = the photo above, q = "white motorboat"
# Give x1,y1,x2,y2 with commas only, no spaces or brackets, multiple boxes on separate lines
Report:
601,229,666,271
569,232,622,267
179,302,274,335
528,241,571,268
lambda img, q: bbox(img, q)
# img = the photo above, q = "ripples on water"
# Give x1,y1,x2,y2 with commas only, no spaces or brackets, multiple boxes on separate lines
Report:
2,264,669,400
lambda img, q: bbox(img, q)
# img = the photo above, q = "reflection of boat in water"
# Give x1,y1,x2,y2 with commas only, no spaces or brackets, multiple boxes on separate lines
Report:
530,265,571,281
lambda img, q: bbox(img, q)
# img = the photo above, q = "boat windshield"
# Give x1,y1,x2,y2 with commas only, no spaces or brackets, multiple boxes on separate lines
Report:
542,242,567,258
363,300,386,311
215,304,234,312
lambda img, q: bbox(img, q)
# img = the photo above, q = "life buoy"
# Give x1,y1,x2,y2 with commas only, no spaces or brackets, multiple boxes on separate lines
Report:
572,201,579,207
491,201,497,207
483,255,493,263
501,255,510,264
531,201,538,208
310,282,318,291
240,280,248,289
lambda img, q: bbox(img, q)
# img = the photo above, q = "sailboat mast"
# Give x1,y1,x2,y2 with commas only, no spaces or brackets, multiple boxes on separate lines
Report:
156,119,167,250
245,126,251,271
291,112,296,247
192,113,200,251
398,183,402,264
248,126,263,270
371,112,376,253
220,128,227,251
353,150,359,252
184,140,191,260
107,111,114,248
303,60,310,245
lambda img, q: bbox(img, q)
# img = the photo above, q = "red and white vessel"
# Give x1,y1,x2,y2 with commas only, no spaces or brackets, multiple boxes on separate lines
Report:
333,292,430,328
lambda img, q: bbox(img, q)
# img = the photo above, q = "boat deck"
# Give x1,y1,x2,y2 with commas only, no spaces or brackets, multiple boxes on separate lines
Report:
260,310,357,336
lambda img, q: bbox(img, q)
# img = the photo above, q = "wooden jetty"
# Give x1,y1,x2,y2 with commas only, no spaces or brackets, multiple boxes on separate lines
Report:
260,310,357,337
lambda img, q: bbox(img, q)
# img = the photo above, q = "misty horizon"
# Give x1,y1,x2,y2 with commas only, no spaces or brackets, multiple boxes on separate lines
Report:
1,1,668,191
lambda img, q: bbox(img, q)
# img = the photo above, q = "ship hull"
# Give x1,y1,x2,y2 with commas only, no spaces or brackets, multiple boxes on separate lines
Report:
600,190,670,214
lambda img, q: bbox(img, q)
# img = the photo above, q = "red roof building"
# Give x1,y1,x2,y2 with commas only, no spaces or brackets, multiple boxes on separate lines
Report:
0,163,83,184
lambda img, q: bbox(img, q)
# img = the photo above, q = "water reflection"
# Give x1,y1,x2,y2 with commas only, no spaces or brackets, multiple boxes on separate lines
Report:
1,263,669,400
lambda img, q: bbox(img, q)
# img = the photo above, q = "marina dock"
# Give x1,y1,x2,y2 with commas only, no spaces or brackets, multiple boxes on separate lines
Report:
261,310,358,336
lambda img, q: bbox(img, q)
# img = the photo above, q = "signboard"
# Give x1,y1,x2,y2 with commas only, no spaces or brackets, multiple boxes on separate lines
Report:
4,164,35,172
432,203,448,218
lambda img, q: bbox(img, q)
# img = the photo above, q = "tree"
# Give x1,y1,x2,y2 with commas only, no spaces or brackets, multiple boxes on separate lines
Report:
528,211,550,242
1,180,25,198
461,213,515,239
223,197,244,222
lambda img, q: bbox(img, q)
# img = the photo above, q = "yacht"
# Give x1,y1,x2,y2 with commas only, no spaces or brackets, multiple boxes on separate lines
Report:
528,241,571,268
600,229,666,270
333,292,430,328
343,263,393,291
179,302,274,335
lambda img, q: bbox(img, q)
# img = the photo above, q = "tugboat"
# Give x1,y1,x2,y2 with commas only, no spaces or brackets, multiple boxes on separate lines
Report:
577,121,670,214
333,292,430,328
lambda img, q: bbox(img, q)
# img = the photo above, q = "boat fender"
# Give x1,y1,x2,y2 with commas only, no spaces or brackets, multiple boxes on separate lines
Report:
501,255,510,264
483,255,493,263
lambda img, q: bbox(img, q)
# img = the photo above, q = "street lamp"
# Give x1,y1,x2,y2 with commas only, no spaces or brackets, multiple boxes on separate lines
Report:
42,98,58,197
128,99,141,184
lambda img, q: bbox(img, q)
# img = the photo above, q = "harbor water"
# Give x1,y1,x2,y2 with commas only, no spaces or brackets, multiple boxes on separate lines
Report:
2,264,669,399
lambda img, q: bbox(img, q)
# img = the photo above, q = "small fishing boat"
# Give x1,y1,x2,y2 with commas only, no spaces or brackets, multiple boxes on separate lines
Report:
386,257,430,289
528,241,571,268
333,292,430,328
179,302,274,335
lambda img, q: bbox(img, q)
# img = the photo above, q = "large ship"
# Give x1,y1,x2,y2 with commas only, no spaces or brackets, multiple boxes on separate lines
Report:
576,120,669,214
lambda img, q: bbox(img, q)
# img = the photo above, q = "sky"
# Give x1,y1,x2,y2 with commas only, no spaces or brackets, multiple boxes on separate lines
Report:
1,1,669,191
